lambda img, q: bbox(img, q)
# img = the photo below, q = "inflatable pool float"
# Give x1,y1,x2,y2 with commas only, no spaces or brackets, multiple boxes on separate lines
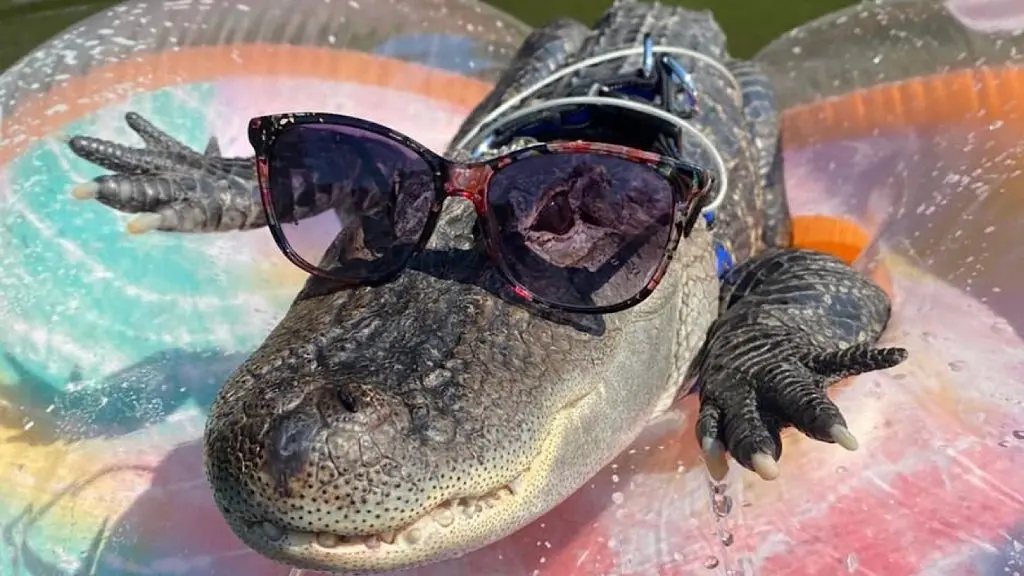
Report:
0,0,1021,574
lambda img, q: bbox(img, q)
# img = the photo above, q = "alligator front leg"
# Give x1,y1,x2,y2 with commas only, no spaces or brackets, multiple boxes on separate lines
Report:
67,112,265,234
693,248,909,480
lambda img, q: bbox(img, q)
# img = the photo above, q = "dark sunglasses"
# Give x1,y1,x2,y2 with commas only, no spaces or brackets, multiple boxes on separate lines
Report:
247,112,715,314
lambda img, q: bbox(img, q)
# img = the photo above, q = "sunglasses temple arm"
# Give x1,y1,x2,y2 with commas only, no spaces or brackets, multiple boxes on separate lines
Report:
682,172,716,237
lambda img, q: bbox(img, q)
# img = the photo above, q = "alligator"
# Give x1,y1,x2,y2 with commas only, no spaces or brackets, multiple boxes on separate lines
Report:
63,0,908,572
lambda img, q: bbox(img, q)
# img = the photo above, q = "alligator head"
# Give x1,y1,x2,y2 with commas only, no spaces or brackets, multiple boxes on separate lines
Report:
202,198,719,572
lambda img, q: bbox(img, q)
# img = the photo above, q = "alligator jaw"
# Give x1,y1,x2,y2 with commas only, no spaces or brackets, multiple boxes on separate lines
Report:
237,387,599,573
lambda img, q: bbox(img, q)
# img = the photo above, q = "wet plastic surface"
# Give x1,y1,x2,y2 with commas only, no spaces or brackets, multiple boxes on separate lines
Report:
0,0,1021,575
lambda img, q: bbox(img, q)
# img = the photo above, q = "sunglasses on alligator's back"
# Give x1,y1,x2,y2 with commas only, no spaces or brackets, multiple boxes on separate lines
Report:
248,112,715,314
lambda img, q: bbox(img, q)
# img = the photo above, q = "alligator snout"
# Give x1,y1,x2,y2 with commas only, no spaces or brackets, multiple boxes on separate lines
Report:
260,380,413,505
217,362,461,530
202,250,578,570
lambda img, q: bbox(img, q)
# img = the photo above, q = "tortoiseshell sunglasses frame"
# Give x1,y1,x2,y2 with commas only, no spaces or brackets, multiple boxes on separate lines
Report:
247,112,716,314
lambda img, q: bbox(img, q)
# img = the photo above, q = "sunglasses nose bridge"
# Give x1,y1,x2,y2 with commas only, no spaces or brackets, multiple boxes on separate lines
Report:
444,164,493,214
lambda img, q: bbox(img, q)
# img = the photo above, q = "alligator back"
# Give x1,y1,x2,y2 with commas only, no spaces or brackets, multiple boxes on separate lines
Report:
449,0,790,263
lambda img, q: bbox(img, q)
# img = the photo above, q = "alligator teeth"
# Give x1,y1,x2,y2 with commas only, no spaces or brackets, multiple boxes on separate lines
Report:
364,536,382,550
404,527,423,545
458,497,482,518
506,474,526,495
316,532,342,548
260,521,284,541
432,506,455,527
379,530,397,544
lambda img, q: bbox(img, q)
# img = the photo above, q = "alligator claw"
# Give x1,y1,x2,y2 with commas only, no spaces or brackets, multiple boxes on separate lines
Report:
126,212,166,235
697,340,907,481
65,111,266,233
204,136,222,157
693,249,910,481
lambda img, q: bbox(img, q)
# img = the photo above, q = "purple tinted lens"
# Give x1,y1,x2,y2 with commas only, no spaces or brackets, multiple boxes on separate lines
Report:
487,152,676,309
267,124,436,280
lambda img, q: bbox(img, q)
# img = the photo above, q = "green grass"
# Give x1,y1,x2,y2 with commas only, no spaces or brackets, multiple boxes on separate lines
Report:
0,0,107,69
0,0,857,71
484,0,857,58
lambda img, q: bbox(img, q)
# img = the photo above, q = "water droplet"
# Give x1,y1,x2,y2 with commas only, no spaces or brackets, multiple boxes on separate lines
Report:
703,555,720,569
712,493,733,517
835,465,848,474
1012,430,1024,440
719,530,734,546
947,360,966,372
991,320,1012,335
999,440,1012,448
846,553,859,573
610,491,625,505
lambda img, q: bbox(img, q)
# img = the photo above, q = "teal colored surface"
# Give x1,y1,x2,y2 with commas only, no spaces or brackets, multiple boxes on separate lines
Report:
0,83,270,389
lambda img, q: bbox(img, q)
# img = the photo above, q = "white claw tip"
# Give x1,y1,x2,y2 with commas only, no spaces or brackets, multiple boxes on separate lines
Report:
126,213,163,234
71,182,99,200
750,453,780,481
701,438,730,481
830,425,859,451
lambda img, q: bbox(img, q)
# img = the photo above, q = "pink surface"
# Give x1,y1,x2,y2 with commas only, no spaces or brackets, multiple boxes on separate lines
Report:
945,0,1024,31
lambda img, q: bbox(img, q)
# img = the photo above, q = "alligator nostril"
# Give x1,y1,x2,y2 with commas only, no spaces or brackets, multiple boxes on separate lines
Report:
337,387,360,413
